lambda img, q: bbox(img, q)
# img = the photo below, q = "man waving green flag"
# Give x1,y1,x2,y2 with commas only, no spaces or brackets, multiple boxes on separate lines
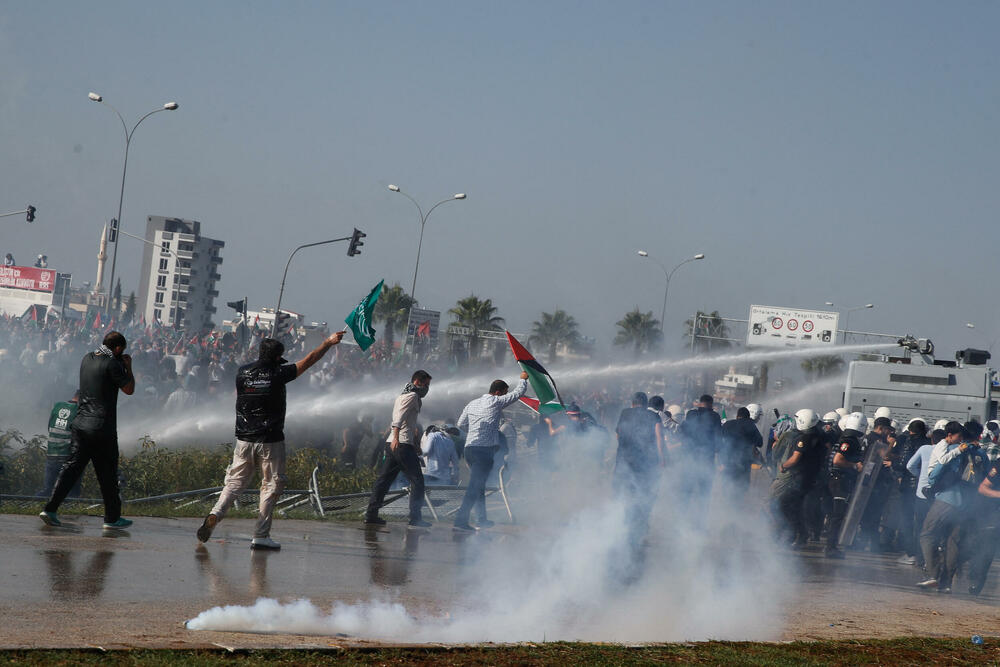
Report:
345,279,384,351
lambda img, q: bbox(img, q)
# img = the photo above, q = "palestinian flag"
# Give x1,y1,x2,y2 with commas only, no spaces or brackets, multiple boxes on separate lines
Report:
505,331,564,415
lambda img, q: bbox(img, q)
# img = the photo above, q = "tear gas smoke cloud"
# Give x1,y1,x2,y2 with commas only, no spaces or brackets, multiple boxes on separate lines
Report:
187,427,795,642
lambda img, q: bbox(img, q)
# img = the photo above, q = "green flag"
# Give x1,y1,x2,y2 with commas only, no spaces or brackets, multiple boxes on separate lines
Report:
345,279,384,351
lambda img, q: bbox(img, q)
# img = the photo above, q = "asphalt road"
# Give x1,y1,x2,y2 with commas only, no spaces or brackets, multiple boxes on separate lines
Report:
1,512,998,648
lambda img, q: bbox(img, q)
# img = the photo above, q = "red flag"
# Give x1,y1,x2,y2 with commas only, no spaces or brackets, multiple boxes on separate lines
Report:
29,306,37,322
93,312,102,330
416,321,431,339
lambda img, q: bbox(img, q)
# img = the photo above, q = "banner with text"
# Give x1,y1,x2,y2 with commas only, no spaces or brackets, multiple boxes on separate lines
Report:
746,305,839,348
0,265,56,293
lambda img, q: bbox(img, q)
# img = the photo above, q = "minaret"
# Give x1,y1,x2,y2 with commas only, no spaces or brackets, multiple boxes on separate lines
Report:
95,224,107,296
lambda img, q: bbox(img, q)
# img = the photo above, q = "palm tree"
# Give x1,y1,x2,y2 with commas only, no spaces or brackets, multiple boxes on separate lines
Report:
530,309,581,363
374,283,414,349
684,310,731,353
449,294,505,358
614,308,662,356
801,355,845,379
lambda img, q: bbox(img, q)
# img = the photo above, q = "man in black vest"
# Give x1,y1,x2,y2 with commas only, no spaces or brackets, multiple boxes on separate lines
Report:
197,332,343,550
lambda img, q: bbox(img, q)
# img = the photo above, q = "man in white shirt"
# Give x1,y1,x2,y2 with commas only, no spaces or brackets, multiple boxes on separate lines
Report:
453,372,529,531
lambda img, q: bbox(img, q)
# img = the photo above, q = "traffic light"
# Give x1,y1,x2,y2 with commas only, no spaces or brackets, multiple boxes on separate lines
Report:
25,206,35,223
108,218,118,242
347,227,366,257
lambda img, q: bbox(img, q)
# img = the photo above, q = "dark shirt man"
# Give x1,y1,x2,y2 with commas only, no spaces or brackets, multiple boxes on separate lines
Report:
679,394,722,523
40,331,135,529
613,392,664,570
720,407,764,489
197,332,343,550
341,415,373,469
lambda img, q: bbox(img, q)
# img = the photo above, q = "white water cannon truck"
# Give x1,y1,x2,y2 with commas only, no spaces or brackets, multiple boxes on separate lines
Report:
843,335,997,426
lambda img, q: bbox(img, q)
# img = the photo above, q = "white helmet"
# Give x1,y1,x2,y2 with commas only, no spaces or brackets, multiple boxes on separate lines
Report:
838,416,849,431
906,418,926,431
822,411,839,424
844,411,868,433
890,419,899,432
746,403,762,423
668,405,684,422
874,406,892,420
933,419,949,431
835,407,849,418
794,408,819,431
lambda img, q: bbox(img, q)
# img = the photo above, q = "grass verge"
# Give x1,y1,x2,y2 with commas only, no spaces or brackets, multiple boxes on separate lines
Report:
2,639,998,666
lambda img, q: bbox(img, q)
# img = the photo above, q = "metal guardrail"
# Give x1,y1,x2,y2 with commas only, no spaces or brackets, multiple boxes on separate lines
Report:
2,465,518,523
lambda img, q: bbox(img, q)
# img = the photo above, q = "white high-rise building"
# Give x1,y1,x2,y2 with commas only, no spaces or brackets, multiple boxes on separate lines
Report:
137,216,224,330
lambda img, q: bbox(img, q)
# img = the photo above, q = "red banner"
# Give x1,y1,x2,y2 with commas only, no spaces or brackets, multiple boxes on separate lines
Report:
0,265,56,292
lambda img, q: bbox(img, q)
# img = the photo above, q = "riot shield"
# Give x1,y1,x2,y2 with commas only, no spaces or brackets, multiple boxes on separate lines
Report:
837,437,891,548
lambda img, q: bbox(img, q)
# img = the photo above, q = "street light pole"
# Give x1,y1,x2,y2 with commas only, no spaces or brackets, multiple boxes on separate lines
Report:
841,303,874,344
637,251,705,330
387,185,466,304
89,92,178,315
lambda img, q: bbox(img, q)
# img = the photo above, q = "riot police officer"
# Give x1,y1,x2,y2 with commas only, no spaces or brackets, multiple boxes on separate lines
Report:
825,412,868,558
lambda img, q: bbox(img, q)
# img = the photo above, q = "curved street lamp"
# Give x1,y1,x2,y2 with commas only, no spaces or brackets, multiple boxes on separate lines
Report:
637,250,705,329
387,184,466,303
842,303,874,343
89,92,179,314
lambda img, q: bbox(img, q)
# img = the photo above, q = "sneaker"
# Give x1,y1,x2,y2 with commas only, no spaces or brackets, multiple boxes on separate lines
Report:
916,579,939,589
474,519,495,529
897,555,917,565
408,519,432,528
250,537,281,550
196,514,218,543
103,518,133,529
364,516,387,526
39,511,61,527
453,522,475,532
969,583,984,596
937,587,951,594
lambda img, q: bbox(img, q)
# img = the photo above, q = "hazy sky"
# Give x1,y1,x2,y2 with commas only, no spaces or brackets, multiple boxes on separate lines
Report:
2,1,997,356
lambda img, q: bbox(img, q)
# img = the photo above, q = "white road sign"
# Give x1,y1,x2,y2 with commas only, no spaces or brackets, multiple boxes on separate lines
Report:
747,305,839,348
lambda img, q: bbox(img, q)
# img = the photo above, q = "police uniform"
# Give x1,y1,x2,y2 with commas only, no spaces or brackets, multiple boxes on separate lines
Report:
825,430,864,554
770,429,824,544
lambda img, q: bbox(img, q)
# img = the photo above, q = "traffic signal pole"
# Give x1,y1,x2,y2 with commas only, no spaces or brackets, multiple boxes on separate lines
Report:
0,206,36,221
271,233,362,338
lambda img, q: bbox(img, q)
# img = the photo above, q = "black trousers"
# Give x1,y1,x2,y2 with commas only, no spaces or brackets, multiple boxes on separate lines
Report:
365,443,425,522
826,472,856,550
44,427,122,523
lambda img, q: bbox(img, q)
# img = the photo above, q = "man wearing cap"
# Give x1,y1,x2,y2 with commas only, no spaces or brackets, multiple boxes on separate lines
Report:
196,332,344,549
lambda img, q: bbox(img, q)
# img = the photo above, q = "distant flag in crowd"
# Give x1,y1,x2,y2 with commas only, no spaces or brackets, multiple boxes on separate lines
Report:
344,279,384,351
92,312,102,330
416,320,431,339
505,330,565,415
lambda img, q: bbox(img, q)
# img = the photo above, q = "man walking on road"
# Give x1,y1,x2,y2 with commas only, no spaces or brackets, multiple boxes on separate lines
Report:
40,331,135,529
364,370,434,528
196,332,344,550
453,372,529,531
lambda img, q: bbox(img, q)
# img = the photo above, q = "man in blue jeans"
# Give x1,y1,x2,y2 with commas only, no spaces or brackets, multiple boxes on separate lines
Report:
453,371,529,531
